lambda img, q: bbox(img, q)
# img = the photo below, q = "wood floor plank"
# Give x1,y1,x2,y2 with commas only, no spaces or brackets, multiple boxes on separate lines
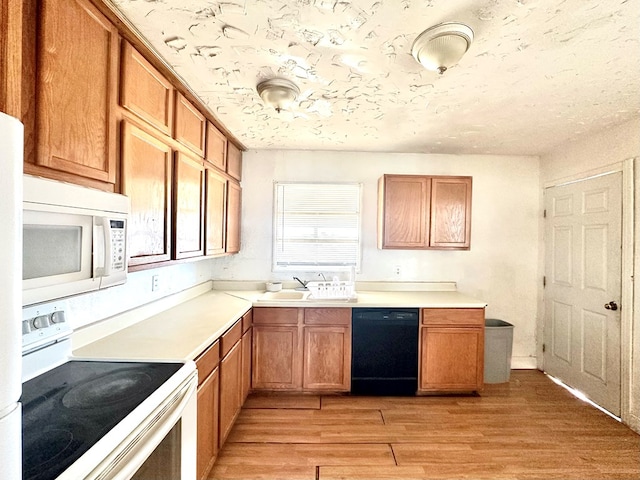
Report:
243,393,321,409
212,371,640,480
209,465,315,480
214,442,396,466
236,408,383,425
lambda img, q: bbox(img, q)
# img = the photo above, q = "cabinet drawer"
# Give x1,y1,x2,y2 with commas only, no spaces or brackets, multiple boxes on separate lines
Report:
253,307,300,325
304,308,351,326
421,308,484,326
221,320,242,358
195,340,219,385
242,310,253,333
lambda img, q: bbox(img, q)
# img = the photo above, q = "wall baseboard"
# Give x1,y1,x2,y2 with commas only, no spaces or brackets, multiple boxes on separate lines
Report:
511,356,538,369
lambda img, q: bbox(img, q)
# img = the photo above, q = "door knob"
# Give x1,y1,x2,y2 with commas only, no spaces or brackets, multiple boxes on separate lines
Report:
604,301,618,311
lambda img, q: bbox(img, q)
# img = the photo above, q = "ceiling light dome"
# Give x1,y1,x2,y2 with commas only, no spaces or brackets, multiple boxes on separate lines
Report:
257,78,300,113
411,22,474,75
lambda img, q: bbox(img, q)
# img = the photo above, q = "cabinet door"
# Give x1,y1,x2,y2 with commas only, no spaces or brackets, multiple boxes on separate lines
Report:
196,368,219,480
241,328,252,403
226,142,242,180
252,326,300,390
121,121,172,265
303,326,351,391
120,41,173,135
226,180,241,254
219,341,242,447
174,151,205,259
205,122,227,171
36,0,118,184
174,93,205,157
378,175,430,249
419,327,483,392
205,169,227,256
430,176,472,249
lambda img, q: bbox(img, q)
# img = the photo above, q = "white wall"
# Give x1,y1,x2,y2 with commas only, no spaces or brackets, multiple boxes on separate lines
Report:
539,117,640,432
51,260,215,331
211,150,541,368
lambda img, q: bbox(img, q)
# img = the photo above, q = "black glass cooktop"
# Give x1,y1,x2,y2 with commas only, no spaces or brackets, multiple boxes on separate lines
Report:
21,360,183,480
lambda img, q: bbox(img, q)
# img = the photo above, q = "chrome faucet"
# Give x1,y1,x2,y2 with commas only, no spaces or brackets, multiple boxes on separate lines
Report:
293,277,308,289
318,273,327,281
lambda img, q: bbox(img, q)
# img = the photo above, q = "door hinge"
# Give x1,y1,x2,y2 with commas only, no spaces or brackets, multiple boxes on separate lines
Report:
543,276,546,287
543,209,547,218
542,343,546,353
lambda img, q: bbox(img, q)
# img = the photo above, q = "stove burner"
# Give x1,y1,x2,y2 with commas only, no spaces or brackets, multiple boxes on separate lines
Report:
62,370,153,409
22,427,81,480
21,360,184,480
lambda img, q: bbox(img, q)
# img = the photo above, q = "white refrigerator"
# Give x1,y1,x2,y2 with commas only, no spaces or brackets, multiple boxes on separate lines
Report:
0,112,24,479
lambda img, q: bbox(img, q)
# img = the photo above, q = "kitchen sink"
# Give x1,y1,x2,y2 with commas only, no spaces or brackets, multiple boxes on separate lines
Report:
256,290,358,303
257,291,310,301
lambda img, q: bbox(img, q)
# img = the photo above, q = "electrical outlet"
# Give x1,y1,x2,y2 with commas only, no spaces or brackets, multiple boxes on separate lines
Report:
151,274,160,292
394,265,401,276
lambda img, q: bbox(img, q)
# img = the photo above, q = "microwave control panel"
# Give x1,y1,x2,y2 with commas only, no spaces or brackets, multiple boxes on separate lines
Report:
109,219,126,271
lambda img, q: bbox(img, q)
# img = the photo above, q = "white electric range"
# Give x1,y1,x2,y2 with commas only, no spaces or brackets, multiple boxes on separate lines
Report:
21,302,198,480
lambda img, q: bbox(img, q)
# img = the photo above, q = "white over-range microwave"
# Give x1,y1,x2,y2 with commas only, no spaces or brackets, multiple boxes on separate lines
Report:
23,175,130,306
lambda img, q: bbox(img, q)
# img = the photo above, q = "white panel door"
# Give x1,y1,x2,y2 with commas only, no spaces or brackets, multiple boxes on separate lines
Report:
544,172,622,415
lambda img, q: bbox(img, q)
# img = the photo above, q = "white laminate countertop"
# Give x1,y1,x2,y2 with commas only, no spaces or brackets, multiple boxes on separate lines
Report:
72,284,486,363
72,290,252,362
228,289,487,309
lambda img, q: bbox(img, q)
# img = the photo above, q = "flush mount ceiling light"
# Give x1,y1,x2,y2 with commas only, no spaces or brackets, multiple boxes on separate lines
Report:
257,78,300,113
411,22,474,75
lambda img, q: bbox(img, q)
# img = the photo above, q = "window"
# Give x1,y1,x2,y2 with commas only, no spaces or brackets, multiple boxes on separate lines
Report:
273,182,361,271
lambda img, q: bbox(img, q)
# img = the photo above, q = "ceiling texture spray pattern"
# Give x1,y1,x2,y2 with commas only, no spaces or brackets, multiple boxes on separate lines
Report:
109,0,639,155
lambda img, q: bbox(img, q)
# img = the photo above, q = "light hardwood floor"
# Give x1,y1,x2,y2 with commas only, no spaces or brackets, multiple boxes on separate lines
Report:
209,370,640,480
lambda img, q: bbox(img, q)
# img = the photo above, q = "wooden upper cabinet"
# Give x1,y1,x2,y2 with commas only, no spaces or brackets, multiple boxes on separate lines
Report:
430,176,472,249
378,175,430,249
226,142,242,181
378,174,472,250
120,41,173,135
205,122,227,171
174,93,206,157
35,0,118,185
174,151,205,259
226,180,241,254
205,169,227,256
121,121,172,265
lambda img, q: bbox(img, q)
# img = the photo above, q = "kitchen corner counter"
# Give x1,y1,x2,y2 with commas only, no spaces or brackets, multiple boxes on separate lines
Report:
72,290,252,362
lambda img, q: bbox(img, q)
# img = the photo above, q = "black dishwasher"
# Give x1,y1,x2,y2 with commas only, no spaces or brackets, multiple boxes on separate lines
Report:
351,308,419,396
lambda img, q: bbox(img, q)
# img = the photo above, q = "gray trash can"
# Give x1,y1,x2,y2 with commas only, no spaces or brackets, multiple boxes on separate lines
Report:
484,319,514,383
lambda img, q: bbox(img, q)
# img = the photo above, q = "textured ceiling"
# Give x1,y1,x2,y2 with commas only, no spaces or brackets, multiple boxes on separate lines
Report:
108,0,640,155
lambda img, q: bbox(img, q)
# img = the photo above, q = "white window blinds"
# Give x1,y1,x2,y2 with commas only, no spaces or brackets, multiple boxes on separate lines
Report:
273,182,361,271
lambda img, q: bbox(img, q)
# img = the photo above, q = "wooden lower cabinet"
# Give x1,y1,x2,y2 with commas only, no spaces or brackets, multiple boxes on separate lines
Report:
196,367,219,480
302,326,350,391
195,340,220,480
241,319,253,403
419,308,484,393
252,325,300,390
252,307,351,392
219,340,242,447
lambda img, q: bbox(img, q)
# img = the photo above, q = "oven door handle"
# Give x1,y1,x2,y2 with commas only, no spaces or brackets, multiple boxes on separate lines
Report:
88,371,198,480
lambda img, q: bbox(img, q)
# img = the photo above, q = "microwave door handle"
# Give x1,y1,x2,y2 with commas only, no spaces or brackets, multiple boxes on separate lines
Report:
102,218,113,276
93,219,111,277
